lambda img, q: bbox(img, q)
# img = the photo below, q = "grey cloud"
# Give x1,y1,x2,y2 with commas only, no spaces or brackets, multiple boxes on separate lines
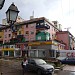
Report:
0,0,59,23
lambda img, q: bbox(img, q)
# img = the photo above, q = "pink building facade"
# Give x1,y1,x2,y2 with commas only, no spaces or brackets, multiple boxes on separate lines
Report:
56,31,75,50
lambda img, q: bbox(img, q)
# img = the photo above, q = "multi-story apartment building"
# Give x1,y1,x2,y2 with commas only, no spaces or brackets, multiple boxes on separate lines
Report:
1,17,65,58
0,29,4,56
56,31,75,50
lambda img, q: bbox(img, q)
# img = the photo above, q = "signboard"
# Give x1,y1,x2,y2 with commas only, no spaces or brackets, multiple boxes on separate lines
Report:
2,48,14,51
66,52,75,57
58,50,75,57
28,41,52,46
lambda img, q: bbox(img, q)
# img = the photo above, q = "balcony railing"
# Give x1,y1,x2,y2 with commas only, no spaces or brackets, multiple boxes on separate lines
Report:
36,24,50,29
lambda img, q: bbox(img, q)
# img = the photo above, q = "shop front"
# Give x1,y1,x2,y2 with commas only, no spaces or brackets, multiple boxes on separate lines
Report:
14,48,21,57
2,48,14,57
28,40,62,59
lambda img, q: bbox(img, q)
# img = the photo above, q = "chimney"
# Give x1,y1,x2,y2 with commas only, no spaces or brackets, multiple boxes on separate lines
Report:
30,16,34,20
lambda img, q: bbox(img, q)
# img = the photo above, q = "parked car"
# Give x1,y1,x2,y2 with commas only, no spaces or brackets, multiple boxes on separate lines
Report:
59,57,75,65
21,58,54,75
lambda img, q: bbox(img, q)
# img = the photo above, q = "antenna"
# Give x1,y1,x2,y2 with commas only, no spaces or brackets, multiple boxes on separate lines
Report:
32,10,34,17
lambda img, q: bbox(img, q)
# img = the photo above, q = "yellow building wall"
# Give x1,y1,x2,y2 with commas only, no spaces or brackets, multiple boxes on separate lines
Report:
0,30,4,41
17,25,24,35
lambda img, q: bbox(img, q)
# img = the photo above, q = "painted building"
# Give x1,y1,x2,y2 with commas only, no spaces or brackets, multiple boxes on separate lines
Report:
28,40,65,58
0,29,4,56
14,17,63,58
0,17,66,58
2,44,21,57
56,31,75,50
1,16,24,57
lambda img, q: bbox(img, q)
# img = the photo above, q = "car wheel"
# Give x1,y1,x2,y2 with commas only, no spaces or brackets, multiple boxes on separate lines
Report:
37,69,42,75
49,72,54,75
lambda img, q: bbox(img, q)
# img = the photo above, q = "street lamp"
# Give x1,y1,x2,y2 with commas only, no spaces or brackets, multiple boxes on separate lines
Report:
6,3,19,32
0,0,5,9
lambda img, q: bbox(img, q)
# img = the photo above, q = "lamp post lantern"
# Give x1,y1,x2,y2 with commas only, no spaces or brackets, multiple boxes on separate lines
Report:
6,3,19,24
6,3,19,32
0,0,5,9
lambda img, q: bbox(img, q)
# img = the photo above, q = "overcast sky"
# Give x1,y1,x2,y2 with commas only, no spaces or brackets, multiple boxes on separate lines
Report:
0,0,75,36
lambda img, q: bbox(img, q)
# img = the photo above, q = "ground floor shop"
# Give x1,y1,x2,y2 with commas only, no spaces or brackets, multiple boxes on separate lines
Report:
28,49,59,58
2,48,21,57
21,49,60,59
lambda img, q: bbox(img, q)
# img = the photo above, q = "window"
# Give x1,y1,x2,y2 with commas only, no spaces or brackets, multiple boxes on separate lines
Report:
38,36,41,40
4,51,8,56
38,50,45,57
30,50,37,57
31,32,34,34
26,31,29,35
19,31,21,34
40,22,44,25
11,46,13,48
26,25,28,28
9,34,11,37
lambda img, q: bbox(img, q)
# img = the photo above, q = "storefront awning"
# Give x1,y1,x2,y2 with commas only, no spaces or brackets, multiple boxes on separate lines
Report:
2,48,14,51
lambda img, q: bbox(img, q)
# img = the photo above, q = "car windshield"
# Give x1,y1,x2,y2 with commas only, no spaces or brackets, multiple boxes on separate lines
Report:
34,59,47,65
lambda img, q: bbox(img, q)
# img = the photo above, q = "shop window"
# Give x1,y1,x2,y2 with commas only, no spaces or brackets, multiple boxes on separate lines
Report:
9,51,14,56
4,51,8,56
15,50,21,57
38,50,45,57
30,50,37,57
49,50,55,58
11,46,13,48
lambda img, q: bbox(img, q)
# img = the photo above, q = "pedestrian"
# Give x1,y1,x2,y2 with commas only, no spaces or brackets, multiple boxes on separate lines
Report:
21,57,28,75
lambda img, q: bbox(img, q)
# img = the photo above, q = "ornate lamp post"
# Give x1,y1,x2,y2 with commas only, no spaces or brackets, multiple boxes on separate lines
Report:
6,3,19,32
0,0,5,9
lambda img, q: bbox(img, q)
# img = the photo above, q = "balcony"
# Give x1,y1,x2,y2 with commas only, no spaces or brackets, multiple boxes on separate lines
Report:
36,24,50,30
36,32,50,41
10,38,18,43
17,35,24,38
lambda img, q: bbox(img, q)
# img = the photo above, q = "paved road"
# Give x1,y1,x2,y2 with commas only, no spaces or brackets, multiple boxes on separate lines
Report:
0,59,23,75
63,65,75,71
1,59,75,75
58,65,75,75
0,59,57,75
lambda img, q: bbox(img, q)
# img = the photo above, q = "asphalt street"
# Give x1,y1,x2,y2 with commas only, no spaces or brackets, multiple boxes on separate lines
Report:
0,59,75,75
0,58,58,75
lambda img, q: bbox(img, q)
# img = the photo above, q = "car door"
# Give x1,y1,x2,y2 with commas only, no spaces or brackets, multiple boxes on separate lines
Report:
27,59,37,71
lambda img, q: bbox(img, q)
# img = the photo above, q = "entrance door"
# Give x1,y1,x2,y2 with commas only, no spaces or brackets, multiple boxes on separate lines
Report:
22,50,28,57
